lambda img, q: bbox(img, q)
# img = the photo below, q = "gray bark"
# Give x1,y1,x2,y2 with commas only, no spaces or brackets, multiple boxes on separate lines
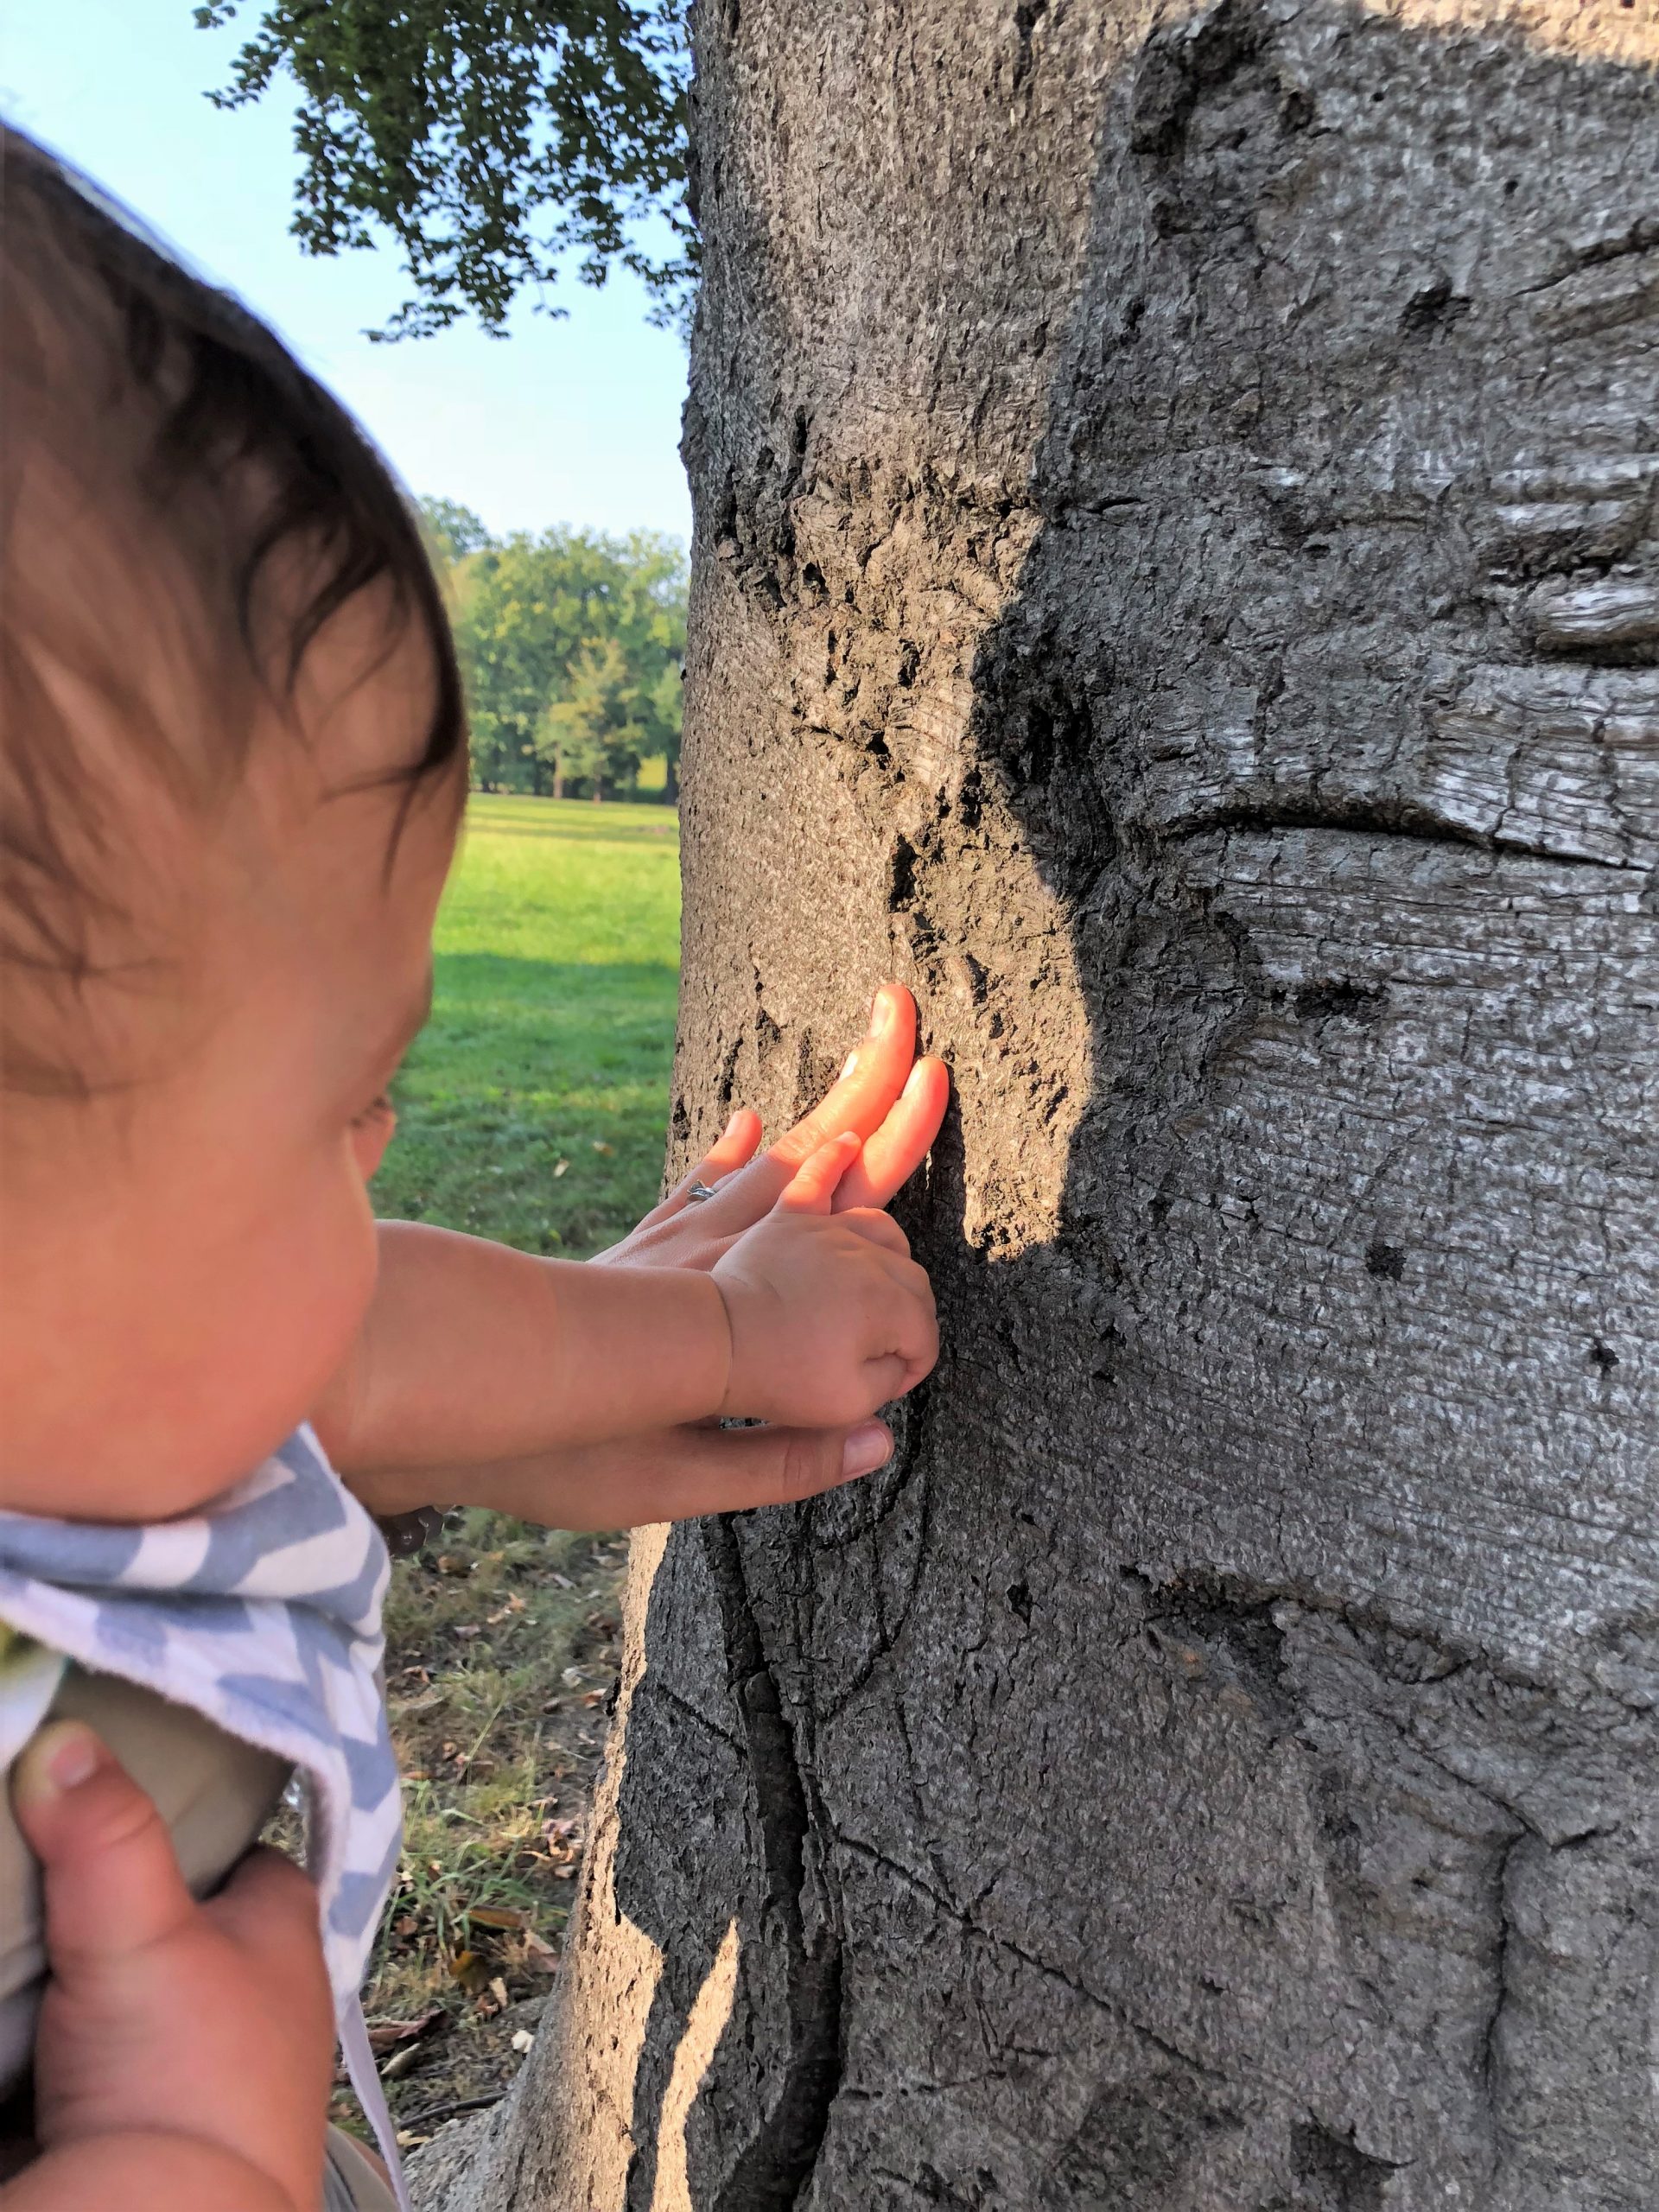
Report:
416,2,1659,2205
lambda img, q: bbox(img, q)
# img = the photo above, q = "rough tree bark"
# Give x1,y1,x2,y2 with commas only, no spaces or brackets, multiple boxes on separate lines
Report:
416,1,1659,2205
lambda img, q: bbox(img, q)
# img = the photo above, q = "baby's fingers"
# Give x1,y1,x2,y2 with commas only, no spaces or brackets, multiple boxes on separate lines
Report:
13,1723,196,1977
775,1131,861,1216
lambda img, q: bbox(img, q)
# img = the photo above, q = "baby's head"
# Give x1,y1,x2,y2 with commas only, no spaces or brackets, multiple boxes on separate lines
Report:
0,127,467,1520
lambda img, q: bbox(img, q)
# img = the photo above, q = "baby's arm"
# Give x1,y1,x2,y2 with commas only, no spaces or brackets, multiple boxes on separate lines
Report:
318,1220,735,1472
317,1133,938,1512
3,1723,333,2212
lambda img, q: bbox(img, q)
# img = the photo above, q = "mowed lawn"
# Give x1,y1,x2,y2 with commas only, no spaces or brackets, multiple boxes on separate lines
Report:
373,792,681,1256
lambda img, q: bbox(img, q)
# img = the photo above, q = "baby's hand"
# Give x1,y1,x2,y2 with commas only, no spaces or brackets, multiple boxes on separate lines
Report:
6,1721,333,2211
712,1134,939,1427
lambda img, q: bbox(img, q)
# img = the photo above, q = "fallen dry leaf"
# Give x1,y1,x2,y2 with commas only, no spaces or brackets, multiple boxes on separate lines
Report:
450,1949,490,1995
511,2028,536,2055
366,2008,444,2055
467,1904,531,1933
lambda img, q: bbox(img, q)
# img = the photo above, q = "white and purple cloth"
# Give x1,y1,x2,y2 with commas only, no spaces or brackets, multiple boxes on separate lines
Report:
0,1424,410,2206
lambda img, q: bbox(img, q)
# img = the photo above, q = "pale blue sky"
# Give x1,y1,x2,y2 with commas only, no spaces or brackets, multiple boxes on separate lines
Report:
0,0,693,544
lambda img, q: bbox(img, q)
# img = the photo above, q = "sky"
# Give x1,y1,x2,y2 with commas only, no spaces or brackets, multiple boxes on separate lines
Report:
0,1,694,546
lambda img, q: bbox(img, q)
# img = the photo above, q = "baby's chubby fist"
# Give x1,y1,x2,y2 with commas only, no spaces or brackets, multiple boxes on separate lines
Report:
710,1134,938,1429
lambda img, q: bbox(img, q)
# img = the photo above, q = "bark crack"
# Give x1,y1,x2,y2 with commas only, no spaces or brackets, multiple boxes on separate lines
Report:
835,1834,1235,2089
1168,798,1644,868
702,1516,843,2210
1479,1830,1525,2159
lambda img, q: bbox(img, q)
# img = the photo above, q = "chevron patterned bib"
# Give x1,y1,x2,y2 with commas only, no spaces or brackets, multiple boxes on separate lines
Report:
0,1425,410,2205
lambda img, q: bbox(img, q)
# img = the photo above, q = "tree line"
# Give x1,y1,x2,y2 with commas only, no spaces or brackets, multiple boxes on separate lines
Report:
420,497,685,803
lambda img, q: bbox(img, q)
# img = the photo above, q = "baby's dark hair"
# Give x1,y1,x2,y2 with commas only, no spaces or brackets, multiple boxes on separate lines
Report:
0,124,466,1096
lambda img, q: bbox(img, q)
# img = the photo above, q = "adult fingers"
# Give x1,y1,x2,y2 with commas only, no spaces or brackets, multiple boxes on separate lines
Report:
774,1132,861,1215
833,1055,950,1211
13,1724,196,1975
610,988,936,1256
660,1109,765,1217
767,984,920,1173
652,1418,895,1517
665,987,921,1234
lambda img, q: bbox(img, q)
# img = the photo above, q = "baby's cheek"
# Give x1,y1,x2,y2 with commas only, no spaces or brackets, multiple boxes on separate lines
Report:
189,1161,380,1486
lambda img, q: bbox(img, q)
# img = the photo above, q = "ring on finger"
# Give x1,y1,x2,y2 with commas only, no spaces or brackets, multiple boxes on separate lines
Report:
685,1179,723,1204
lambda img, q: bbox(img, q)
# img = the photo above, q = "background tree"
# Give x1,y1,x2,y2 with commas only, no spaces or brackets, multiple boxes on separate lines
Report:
545,624,684,801
194,0,694,335
544,636,650,801
440,526,684,797
418,494,493,567
393,1,1659,2208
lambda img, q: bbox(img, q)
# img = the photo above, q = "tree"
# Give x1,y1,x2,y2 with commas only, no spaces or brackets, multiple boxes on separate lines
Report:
612,531,687,798
544,635,650,800
447,528,683,795
194,1,694,335
418,496,493,568
408,0,1659,2204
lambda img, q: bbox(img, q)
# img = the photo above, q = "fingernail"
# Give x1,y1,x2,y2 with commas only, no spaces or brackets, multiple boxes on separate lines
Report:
16,1723,110,1808
836,1129,862,1148
841,1421,892,1478
841,1052,859,1079
870,990,893,1036
48,1726,106,1793
722,1110,745,1139
902,1061,930,1098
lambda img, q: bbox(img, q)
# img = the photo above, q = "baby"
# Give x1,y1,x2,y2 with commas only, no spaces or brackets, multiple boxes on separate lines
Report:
0,125,946,2212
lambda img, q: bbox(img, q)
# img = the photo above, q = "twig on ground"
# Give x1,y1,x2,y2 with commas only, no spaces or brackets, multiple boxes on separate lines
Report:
397,2090,505,2134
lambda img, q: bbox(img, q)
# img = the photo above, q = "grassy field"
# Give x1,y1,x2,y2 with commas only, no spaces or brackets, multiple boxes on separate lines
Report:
348,792,678,2145
372,792,681,1258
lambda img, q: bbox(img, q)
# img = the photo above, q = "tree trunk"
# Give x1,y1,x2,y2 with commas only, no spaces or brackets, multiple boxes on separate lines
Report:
416,2,1659,2206
554,753,566,803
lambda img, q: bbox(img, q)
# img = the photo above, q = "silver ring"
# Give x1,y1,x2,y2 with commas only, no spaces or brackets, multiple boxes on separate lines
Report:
685,1179,722,1204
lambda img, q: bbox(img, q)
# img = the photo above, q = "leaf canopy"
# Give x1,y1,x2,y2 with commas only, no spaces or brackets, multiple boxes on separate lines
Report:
194,2,694,337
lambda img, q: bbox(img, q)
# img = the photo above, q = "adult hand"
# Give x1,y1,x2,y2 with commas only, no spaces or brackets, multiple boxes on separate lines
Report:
595,982,949,1273
5,1723,334,2212
365,1408,899,1532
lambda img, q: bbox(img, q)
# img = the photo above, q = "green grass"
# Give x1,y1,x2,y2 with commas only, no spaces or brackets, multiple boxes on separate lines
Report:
340,791,677,2141
372,792,681,1257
